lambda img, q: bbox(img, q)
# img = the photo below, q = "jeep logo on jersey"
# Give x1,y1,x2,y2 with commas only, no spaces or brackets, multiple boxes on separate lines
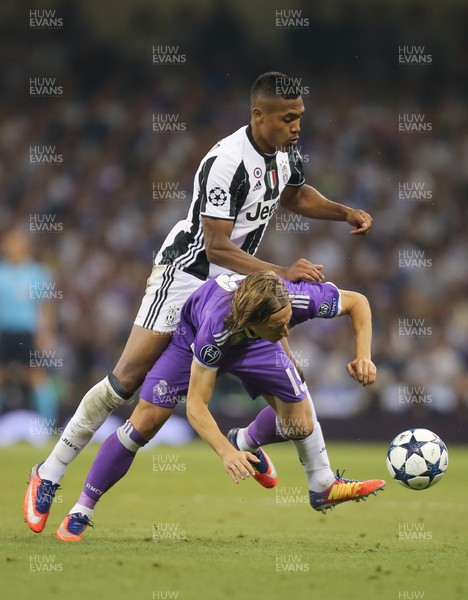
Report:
246,198,280,222
200,344,221,364
208,187,227,206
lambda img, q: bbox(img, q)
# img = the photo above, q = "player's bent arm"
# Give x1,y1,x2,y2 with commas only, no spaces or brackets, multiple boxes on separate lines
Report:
337,289,376,386
186,360,258,483
203,217,281,274
280,186,372,234
203,217,323,282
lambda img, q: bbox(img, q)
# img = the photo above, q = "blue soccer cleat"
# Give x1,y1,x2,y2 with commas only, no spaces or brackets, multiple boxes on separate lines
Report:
227,428,278,488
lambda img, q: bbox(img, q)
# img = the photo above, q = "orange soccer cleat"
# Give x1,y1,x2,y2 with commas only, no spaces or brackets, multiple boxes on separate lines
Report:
309,470,385,513
24,463,60,533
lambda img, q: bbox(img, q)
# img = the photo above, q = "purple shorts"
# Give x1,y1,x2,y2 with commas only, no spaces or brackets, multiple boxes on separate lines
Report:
140,339,307,408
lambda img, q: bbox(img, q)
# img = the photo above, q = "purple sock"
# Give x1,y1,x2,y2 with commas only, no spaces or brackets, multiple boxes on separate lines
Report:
79,421,147,509
245,406,288,447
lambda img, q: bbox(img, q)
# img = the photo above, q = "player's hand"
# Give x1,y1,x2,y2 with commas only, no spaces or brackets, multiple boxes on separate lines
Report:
346,357,376,387
346,209,372,235
222,448,259,484
281,258,324,282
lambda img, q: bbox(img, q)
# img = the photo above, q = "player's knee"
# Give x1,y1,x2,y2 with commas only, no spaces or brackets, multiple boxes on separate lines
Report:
132,399,169,439
112,363,147,393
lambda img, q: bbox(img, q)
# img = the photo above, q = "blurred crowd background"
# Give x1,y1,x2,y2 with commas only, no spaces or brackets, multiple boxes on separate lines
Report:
0,0,467,442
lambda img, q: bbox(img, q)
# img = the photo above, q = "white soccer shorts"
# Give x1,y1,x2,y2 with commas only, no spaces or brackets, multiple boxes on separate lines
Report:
134,265,203,333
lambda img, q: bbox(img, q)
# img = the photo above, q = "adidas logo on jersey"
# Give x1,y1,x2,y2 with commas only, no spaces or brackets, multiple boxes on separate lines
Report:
252,180,262,192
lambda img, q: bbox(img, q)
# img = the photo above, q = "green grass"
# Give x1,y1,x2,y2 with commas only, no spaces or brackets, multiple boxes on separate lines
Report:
2,441,467,600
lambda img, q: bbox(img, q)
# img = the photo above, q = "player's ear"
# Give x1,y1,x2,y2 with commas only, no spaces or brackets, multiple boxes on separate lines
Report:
252,106,264,123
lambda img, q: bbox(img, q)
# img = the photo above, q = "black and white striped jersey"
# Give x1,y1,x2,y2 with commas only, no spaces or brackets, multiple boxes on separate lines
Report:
156,124,305,281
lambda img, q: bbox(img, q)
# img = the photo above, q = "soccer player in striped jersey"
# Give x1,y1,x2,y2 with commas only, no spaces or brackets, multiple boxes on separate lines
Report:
24,72,372,534
55,271,384,541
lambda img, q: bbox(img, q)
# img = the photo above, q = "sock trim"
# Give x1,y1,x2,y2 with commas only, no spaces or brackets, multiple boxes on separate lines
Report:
117,420,147,452
107,373,132,400
237,428,257,451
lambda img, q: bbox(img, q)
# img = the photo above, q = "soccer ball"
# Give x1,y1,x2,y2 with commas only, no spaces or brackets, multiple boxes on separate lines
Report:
386,428,448,490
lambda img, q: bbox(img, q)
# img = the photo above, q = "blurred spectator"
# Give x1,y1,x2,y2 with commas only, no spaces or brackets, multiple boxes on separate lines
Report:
0,229,59,420
1,1,467,425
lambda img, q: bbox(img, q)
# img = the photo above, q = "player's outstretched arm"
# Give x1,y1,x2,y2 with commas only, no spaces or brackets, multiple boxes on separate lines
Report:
186,360,259,483
203,217,324,281
337,289,376,386
280,185,372,235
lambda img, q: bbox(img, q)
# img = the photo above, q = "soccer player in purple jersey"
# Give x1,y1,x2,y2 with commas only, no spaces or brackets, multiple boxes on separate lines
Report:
55,271,384,541
25,72,373,534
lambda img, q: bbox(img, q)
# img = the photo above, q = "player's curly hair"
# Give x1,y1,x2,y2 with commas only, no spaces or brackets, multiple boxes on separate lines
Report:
224,271,290,331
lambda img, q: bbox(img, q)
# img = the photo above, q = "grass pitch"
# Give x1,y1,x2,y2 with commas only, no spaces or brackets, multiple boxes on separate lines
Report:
2,440,467,600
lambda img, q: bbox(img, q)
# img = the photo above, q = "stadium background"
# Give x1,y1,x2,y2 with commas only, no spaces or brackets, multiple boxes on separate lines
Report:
1,0,467,443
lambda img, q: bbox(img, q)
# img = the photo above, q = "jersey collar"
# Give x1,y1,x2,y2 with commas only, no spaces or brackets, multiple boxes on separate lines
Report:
246,125,277,160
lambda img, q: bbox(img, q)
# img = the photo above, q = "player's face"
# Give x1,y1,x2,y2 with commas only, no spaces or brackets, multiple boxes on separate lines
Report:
252,97,304,154
249,303,292,343
1,231,30,263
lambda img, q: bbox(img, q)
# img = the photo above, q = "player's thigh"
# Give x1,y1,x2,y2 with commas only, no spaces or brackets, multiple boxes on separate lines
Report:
263,393,313,439
129,398,174,440
113,325,171,391
116,265,201,390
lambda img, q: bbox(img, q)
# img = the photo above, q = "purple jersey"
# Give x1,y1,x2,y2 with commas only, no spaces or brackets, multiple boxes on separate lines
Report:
140,273,341,408
174,272,341,370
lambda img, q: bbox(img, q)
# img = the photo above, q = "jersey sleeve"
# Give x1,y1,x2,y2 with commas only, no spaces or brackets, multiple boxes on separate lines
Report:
192,313,226,371
287,281,341,326
200,152,249,220
286,147,305,187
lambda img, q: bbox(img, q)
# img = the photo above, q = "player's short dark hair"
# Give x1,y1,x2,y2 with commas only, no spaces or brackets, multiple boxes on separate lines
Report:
250,72,301,105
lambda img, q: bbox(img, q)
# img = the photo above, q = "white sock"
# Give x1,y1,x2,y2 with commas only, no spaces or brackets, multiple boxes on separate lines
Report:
39,376,129,484
292,422,335,492
292,392,335,493
68,503,94,520
235,428,256,452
